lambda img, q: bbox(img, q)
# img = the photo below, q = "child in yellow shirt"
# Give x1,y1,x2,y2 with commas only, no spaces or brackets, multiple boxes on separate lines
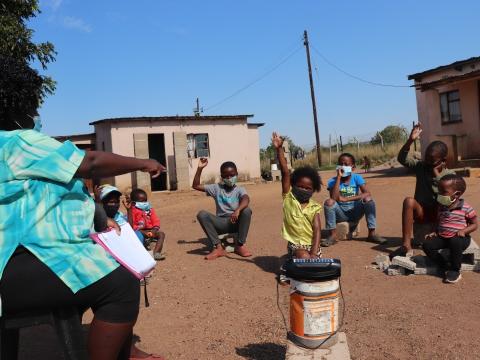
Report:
272,132,322,259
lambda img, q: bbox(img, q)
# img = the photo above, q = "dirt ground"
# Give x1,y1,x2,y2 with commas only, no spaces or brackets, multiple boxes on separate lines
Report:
19,169,480,360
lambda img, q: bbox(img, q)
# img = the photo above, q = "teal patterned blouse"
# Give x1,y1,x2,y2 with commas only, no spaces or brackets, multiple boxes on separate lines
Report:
0,130,119,293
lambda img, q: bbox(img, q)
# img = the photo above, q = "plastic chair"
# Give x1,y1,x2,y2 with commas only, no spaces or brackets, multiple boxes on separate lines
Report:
0,307,88,360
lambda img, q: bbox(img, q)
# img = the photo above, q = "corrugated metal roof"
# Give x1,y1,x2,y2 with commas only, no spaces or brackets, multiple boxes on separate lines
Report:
408,56,480,80
90,114,254,126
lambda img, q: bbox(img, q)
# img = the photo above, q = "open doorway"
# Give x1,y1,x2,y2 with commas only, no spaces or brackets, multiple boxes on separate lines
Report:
148,134,167,191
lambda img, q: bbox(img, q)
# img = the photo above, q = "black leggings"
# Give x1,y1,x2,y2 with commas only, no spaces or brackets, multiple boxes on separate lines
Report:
0,247,140,323
423,235,471,272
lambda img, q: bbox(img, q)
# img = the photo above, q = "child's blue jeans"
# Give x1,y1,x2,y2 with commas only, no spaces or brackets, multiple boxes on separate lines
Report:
324,199,377,230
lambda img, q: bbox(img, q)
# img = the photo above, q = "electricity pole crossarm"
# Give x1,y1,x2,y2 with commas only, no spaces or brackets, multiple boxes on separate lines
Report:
303,30,322,167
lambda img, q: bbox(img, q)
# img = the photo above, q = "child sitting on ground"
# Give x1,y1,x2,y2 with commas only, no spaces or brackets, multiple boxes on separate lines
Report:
273,132,322,261
391,123,455,258
322,153,385,246
127,188,166,261
423,174,477,284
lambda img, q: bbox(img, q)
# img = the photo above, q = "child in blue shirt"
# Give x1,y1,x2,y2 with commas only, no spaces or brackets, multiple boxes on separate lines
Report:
322,153,386,246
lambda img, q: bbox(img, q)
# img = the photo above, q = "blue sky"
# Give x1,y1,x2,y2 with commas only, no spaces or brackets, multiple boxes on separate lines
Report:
33,0,479,148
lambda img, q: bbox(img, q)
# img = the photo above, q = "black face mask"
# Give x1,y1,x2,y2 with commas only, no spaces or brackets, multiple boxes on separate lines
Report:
292,186,313,203
104,205,119,218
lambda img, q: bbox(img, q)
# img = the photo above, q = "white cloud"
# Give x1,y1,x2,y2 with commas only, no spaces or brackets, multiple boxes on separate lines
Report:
62,16,92,33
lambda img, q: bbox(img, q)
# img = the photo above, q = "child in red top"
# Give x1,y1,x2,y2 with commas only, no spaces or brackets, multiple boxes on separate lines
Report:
423,174,477,284
127,188,166,261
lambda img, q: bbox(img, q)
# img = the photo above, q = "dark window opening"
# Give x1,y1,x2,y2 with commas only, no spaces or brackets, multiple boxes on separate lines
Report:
440,90,462,124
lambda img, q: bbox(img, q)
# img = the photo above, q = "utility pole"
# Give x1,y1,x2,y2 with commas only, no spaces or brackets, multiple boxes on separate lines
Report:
303,30,322,167
329,134,332,165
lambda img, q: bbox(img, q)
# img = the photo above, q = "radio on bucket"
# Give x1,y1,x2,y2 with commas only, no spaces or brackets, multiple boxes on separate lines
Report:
285,258,342,349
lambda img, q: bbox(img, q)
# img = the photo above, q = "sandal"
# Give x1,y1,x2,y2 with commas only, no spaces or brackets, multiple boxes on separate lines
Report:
154,252,166,261
321,236,337,247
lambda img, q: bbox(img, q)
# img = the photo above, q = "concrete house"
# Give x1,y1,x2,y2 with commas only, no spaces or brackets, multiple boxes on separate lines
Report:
408,56,480,167
88,115,264,192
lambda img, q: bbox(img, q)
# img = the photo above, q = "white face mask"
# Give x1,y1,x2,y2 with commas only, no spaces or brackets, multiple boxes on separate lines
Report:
336,165,352,177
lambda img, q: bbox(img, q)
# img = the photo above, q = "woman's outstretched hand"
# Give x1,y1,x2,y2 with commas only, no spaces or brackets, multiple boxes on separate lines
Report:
141,159,166,178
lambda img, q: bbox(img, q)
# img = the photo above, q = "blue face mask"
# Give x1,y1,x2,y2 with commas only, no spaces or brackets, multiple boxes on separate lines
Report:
336,165,352,177
134,201,151,211
222,176,237,187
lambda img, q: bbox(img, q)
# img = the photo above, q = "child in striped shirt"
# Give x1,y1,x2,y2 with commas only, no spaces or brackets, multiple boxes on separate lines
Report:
423,174,477,283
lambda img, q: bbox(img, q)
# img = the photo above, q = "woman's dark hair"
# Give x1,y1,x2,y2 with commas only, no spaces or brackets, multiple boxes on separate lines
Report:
130,188,148,201
0,55,43,130
291,166,322,192
440,174,466,194
220,161,237,172
338,152,356,165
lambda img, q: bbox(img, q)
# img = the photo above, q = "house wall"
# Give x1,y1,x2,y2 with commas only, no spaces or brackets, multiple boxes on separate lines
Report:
95,119,262,192
414,77,480,164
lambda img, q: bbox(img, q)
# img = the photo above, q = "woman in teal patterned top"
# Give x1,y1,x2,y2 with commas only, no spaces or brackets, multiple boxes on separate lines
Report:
0,56,165,359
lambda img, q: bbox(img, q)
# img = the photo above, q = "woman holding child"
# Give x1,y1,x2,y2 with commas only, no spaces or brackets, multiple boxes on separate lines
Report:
0,56,165,359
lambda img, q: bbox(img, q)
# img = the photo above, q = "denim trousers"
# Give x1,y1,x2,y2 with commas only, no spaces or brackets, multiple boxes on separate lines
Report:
324,199,376,230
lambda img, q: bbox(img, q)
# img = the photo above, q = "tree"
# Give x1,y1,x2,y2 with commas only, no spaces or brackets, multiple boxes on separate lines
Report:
0,0,56,102
370,125,407,145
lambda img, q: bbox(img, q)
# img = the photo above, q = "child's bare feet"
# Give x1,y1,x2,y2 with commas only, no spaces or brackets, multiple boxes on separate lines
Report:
205,247,226,260
234,245,252,257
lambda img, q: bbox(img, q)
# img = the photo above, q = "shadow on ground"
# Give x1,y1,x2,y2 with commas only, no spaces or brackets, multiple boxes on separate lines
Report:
235,342,286,360
227,255,288,275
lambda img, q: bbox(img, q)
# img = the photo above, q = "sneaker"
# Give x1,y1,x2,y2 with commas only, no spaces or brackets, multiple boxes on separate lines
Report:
234,245,252,257
444,271,462,284
204,247,226,260
321,236,337,247
368,235,388,244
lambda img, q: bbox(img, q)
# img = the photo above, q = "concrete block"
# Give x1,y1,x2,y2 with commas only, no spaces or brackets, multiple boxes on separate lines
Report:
392,256,417,271
375,254,390,271
336,222,349,240
387,265,406,276
286,332,351,360
461,262,480,272
336,222,360,241
464,240,480,260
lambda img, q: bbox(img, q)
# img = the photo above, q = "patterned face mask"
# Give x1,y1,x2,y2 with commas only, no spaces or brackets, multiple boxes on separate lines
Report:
222,176,237,187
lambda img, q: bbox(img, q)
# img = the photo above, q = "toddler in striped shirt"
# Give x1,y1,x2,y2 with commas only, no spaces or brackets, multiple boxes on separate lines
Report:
423,174,477,283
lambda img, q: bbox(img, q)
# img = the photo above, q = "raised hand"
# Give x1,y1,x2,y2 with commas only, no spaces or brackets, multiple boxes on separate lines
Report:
122,195,132,210
93,185,102,202
198,157,208,169
409,123,422,141
272,132,284,149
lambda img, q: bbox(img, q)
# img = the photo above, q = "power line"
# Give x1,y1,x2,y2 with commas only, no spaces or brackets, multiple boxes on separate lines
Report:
310,44,411,88
204,42,303,111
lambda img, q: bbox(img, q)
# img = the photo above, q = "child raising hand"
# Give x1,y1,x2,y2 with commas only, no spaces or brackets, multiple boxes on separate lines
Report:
272,132,322,260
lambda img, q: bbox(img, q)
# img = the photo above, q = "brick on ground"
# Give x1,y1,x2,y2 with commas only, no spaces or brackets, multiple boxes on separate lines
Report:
285,332,351,360
392,256,417,271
